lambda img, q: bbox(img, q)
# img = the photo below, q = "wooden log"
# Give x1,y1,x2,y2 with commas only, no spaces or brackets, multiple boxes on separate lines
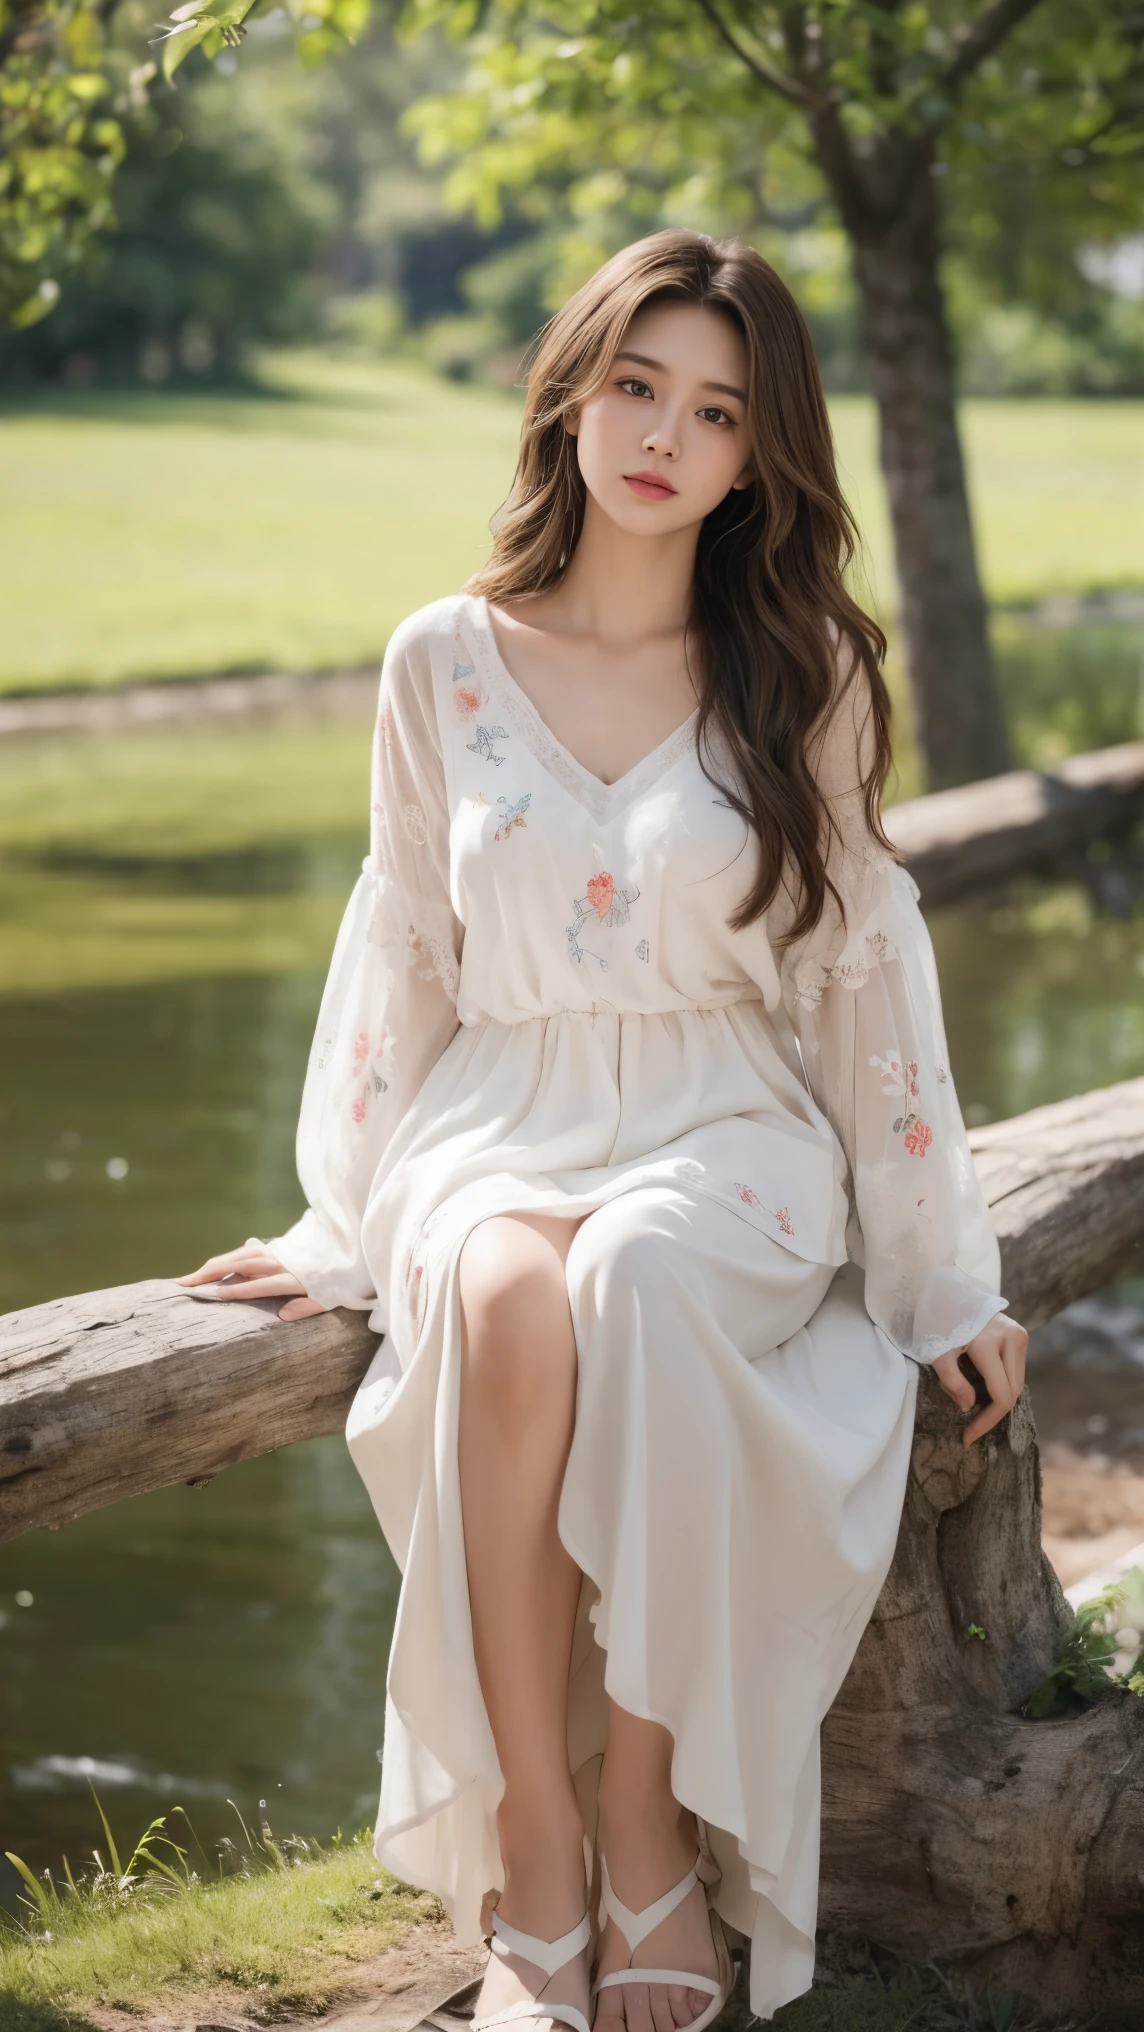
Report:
0,1284,377,1544
969,1075,1144,1328
3,1075,1144,1545
885,739,1144,904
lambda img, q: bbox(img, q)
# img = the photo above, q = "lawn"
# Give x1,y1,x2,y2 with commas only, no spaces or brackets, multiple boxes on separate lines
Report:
1,352,1141,694
0,1825,435,2031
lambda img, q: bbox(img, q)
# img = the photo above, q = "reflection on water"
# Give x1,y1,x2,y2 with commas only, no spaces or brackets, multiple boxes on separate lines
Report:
1,640,1143,1892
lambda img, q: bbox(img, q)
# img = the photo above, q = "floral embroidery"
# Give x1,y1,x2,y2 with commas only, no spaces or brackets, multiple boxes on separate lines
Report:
903,1119,934,1157
454,684,485,722
635,939,649,962
402,803,427,845
406,925,461,999
452,634,487,722
467,724,509,765
349,1029,396,1122
871,1050,933,1156
566,922,608,970
867,930,891,963
566,868,640,969
871,1050,919,1102
936,1061,949,1084
573,870,640,928
494,793,530,840
734,1183,795,1236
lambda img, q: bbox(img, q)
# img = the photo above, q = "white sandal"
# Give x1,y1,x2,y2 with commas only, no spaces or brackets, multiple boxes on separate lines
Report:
592,1844,735,2032
473,1891,594,2032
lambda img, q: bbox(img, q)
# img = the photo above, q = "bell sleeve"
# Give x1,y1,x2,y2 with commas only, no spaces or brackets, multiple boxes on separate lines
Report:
265,621,463,1313
775,655,1007,1366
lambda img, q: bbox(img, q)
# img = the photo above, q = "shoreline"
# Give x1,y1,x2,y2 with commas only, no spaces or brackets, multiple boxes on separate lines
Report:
2,583,1143,740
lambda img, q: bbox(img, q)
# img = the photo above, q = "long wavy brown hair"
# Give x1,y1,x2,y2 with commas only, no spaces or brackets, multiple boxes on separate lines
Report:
467,229,893,940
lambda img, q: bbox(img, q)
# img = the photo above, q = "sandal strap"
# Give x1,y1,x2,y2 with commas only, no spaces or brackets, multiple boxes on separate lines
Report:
473,2004,591,2032
598,1855,700,1953
488,1910,592,1979
594,1970,721,2000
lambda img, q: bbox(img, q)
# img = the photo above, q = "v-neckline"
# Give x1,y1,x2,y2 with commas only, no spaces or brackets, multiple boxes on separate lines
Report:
464,594,700,826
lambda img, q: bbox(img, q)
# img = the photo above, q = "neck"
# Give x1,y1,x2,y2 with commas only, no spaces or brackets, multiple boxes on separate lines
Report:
547,493,700,646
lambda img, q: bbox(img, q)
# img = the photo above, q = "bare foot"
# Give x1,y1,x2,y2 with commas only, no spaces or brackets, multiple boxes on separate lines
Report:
592,1809,719,2032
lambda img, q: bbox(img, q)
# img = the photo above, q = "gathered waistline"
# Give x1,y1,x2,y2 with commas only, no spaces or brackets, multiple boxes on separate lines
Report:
457,997,768,1030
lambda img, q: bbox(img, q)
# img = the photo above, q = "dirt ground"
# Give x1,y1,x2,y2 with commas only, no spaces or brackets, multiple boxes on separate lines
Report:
83,1928,484,2032
1027,1299,1144,1586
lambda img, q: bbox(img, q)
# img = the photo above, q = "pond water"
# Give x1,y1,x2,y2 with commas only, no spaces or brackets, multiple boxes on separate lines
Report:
1,616,1143,1904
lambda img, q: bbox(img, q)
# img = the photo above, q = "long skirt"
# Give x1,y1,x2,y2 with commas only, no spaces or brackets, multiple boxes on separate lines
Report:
345,1182,918,2020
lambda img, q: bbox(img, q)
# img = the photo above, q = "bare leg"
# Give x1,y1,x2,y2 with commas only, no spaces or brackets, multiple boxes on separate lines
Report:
594,1699,719,2032
459,1212,588,2021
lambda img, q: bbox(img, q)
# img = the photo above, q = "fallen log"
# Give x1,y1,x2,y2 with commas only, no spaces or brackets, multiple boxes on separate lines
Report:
3,1078,1144,2016
885,738,1144,904
4,1076,1143,1547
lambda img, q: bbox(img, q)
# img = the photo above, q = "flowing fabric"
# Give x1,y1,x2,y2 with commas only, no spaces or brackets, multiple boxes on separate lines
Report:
268,593,1004,2017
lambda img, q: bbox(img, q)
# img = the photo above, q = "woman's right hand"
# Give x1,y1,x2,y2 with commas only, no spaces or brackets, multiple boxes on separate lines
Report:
177,1243,327,1322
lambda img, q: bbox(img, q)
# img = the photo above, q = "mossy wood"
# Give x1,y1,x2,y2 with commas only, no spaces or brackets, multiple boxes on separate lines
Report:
2,1077,1143,2012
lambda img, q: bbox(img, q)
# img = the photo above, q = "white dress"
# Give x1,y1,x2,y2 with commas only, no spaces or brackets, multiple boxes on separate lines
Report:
268,592,1005,2020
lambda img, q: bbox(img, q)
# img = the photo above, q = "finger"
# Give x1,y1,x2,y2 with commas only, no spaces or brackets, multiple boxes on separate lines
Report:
962,1344,1016,1448
1000,1325,1027,1402
212,1274,306,1301
931,1352,976,1414
278,1296,326,1321
177,1250,278,1286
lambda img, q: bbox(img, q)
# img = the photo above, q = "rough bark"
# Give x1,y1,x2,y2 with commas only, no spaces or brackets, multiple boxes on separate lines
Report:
840,152,1012,791
820,1368,1144,2019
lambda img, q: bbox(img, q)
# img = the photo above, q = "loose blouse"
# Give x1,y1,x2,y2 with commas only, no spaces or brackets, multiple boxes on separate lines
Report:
270,594,1004,1366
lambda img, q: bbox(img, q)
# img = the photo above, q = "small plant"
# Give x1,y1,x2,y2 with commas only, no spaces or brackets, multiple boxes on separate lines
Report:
2,1782,324,1941
1024,1567,1144,1720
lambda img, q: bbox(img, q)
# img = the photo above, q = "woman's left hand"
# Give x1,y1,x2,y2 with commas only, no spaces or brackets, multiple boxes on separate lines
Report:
931,1317,1029,1449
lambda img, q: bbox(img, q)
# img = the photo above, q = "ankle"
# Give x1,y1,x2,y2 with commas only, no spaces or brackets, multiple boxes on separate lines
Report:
496,1792,585,1926
598,1785,692,1852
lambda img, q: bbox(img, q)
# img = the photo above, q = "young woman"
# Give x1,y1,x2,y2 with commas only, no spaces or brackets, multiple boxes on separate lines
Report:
180,231,1027,2027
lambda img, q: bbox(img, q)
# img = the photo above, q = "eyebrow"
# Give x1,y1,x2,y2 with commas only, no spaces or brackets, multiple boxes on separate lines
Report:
614,350,746,403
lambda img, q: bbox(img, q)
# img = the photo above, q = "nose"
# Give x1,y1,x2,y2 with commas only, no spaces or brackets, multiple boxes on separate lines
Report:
641,420,680,460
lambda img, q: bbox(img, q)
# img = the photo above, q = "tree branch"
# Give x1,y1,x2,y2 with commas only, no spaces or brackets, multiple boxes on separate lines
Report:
942,0,1050,94
690,0,812,109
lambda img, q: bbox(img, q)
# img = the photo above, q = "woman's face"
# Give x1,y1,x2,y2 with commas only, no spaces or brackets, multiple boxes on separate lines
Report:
568,300,754,537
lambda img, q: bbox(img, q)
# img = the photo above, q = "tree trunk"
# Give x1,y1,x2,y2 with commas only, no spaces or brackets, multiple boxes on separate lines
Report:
820,1366,1144,2020
821,134,1011,790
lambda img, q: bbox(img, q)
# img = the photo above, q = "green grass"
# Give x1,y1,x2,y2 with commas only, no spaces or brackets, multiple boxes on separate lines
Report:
0,1819,434,2032
0,352,1141,695
0,352,521,694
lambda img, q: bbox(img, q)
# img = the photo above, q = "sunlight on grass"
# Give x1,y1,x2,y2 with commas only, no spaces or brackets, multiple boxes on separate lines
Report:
1,354,1140,694
0,1802,434,2030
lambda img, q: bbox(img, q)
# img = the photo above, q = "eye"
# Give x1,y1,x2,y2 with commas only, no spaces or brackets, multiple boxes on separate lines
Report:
698,404,734,427
618,377,653,399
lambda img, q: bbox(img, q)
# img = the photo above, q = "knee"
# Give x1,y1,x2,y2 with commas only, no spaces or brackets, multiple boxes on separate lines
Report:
568,1208,681,1323
459,1224,575,1432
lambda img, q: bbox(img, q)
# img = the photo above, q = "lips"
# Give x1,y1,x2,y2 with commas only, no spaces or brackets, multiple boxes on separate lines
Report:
623,471,677,501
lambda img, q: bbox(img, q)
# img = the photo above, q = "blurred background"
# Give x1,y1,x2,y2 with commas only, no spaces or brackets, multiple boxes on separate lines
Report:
1,0,1143,1909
